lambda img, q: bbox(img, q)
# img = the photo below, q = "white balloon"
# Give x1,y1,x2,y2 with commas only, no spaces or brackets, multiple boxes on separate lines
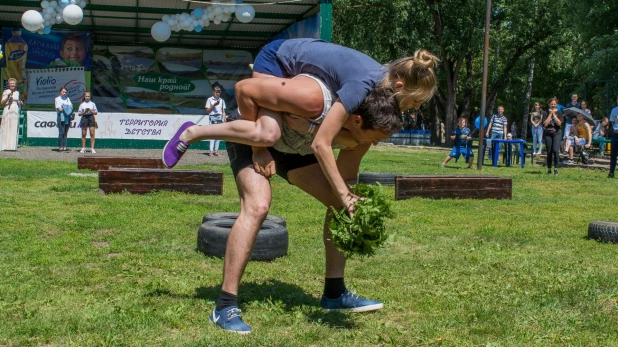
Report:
203,20,210,27
151,21,171,42
208,12,215,20
43,12,51,20
70,0,76,4
45,7,55,14
50,17,56,25
56,14,62,21
162,15,169,22
215,12,222,19
41,1,50,9
215,6,223,15
235,5,255,23
201,13,208,20
78,0,86,8
63,4,83,25
50,1,58,8
213,18,221,25
221,13,230,22
37,28,45,34
22,10,45,32
43,20,50,27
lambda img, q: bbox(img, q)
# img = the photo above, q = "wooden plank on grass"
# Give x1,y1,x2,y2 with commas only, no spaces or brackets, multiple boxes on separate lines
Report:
78,156,166,171
99,168,223,195
395,175,511,200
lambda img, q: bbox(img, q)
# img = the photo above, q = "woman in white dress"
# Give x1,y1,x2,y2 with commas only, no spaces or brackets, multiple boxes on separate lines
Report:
0,78,22,151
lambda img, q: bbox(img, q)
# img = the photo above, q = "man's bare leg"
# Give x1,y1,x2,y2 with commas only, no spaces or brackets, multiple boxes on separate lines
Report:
287,163,383,312
221,166,272,295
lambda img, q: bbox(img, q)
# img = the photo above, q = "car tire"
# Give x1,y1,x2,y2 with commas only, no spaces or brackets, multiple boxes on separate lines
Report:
197,219,288,261
588,221,618,244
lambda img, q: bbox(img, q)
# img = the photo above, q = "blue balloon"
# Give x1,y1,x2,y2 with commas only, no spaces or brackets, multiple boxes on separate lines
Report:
193,8,204,18
43,26,51,34
474,116,488,129
557,104,564,111
195,25,202,32
60,0,70,6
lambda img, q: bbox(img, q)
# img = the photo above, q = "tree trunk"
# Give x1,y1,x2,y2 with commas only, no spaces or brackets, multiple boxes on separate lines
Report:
431,98,441,146
460,52,473,120
521,55,535,140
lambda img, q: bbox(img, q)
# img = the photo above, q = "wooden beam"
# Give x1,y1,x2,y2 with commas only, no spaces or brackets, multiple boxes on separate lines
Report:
395,175,512,200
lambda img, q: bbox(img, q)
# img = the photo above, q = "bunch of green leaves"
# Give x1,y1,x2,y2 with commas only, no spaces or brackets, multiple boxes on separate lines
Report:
328,183,395,259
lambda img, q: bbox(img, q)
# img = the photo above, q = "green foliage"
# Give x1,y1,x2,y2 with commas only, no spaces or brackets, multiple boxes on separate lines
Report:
328,183,394,258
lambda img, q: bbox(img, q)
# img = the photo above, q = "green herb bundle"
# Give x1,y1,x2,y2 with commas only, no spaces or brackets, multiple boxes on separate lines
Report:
328,183,395,258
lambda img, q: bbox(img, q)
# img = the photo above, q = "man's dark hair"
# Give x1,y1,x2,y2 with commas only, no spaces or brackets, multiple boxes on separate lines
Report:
355,87,402,135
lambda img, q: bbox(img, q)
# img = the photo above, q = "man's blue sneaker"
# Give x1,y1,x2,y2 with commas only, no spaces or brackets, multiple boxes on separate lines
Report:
210,306,252,334
320,290,384,313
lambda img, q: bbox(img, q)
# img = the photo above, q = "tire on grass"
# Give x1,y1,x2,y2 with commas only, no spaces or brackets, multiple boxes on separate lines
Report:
358,172,397,186
588,221,618,244
197,219,288,261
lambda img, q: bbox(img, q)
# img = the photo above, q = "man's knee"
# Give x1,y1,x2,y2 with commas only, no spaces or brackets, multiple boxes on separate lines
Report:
241,200,270,221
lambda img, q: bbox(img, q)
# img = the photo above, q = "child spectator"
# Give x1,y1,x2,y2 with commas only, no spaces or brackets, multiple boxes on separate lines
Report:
48,33,86,68
441,117,474,169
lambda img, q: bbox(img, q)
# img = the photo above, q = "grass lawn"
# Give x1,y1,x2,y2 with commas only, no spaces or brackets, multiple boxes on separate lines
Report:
1,145,618,346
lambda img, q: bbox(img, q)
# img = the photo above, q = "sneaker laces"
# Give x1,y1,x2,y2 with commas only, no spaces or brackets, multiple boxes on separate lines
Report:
176,141,188,153
346,290,360,300
226,307,242,320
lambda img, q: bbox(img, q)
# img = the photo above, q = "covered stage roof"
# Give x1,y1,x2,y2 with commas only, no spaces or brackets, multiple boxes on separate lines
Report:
0,0,326,50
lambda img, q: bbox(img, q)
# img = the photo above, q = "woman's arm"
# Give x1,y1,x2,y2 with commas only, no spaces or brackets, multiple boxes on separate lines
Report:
311,100,357,214
585,124,592,148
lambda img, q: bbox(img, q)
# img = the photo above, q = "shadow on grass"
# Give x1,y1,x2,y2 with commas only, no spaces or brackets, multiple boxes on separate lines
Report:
146,279,355,329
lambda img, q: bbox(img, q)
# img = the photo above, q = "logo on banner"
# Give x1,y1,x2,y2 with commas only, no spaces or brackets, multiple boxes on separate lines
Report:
65,79,87,103
133,73,196,93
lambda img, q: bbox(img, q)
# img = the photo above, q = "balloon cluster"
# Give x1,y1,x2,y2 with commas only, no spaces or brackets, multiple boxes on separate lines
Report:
21,0,85,35
151,1,256,42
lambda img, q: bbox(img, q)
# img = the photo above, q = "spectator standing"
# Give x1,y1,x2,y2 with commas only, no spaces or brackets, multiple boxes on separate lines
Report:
485,105,508,160
565,93,581,109
440,117,474,169
78,91,98,154
530,102,546,155
205,86,226,156
0,78,23,151
608,96,618,178
543,97,564,175
593,117,609,157
55,87,73,152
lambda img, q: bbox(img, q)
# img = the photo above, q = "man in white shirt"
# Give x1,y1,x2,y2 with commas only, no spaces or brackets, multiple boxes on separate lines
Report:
205,86,227,156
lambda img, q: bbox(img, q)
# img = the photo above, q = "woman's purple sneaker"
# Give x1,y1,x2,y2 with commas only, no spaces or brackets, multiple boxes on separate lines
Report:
162,121,195,168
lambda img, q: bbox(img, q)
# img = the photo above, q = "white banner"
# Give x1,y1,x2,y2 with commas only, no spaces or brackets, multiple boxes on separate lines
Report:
26,67,87,104
27,111,210,140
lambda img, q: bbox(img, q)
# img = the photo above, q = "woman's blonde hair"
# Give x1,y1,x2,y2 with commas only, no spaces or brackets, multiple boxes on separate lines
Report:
7,78,17,84
380,49,439,110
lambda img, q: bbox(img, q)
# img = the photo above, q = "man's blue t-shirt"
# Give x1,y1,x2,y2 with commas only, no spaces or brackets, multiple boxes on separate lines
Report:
275,39,387,114
452,127,471,147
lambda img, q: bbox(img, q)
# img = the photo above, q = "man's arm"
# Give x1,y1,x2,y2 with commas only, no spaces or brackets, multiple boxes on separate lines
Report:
311,100,358,214
485,117,493,136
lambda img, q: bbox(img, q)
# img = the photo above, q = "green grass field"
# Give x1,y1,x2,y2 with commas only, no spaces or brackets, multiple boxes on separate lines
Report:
1,146,618,346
